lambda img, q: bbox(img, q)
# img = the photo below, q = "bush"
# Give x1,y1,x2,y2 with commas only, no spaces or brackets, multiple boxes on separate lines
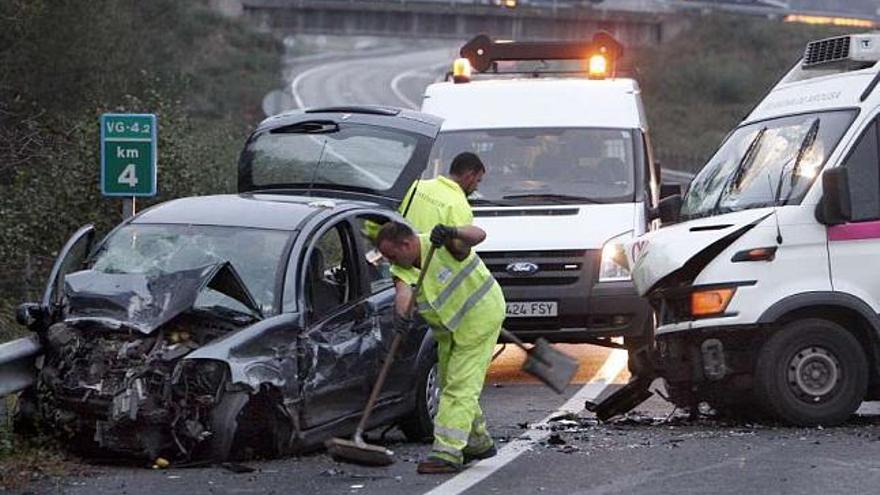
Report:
0,0,282,339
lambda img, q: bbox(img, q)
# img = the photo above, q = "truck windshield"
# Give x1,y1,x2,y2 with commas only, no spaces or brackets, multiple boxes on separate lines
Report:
681,110,856,220
427,128,638,205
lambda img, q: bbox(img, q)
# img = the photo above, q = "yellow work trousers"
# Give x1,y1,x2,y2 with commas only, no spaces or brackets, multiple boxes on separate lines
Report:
428,300,504,465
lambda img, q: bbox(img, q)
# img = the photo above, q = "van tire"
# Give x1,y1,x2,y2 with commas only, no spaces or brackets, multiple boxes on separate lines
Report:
755,319,867,426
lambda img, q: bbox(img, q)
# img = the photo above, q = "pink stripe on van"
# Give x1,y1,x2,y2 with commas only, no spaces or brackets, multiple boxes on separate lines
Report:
828,220,880,241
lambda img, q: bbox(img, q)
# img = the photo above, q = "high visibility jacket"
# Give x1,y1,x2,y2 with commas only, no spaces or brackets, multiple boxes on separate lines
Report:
413,234,504,332
393,176,474,285
399,176,473,233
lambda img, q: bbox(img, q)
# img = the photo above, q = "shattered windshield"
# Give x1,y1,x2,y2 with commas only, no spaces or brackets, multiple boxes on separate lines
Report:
242,122,422,192
90,224,289,315
681,110,856,220
426,128,638,205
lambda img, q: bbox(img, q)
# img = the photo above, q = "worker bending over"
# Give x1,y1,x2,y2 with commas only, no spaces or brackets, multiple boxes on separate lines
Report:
376,221,505,474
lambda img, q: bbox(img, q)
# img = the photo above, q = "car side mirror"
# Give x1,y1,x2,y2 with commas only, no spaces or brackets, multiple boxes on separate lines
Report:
660,182,683,200
16,302,44,330
819,167,852,225
648,194,682,224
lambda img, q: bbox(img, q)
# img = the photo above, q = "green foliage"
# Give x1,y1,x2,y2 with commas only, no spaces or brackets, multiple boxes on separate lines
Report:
0,0,282,338
635,15,858,172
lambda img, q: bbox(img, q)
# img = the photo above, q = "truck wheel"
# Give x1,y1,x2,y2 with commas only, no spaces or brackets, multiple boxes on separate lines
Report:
755,319,867,426
400,357,439,443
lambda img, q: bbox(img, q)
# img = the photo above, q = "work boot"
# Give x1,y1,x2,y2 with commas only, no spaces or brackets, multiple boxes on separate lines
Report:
417,457,462,474
463,444,497,464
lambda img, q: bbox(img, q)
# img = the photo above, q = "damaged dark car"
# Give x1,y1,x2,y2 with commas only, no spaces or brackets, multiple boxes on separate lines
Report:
9,107,443,461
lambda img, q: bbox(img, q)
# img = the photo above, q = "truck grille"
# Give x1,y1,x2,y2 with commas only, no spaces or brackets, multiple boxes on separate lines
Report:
803,36,850,68
479,249,589,287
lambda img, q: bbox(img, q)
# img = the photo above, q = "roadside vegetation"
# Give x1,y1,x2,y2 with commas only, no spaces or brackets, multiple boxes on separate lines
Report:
635,14,857,173
0,0,282,341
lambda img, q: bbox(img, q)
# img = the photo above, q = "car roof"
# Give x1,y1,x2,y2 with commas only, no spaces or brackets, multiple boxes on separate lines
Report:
422,78,644,130
132,194,374,230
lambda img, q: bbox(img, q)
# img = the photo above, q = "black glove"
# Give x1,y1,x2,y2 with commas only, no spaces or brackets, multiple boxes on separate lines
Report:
430,224,457,247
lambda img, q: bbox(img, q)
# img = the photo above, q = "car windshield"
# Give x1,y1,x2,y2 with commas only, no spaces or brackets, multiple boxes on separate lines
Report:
90,224,290,315
681,110,857,220
426,128,639,205
241,122,423,192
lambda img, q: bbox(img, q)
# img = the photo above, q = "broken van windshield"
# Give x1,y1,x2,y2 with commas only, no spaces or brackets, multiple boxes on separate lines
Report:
90,224,290,315
427,128,639,205
682,110,857,220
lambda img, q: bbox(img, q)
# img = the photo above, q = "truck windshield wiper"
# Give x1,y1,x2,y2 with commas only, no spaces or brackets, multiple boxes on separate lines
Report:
776,118,820,206
501,193,602,204
469,198,510,206
709,126,767,217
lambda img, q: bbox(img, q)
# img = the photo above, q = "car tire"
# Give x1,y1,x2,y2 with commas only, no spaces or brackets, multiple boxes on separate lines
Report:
754,319,867,426
204,391,249,462
400,356,439,443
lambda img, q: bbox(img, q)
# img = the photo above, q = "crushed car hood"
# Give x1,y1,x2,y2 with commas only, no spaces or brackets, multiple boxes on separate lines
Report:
627,209,773,295
63,262,261,334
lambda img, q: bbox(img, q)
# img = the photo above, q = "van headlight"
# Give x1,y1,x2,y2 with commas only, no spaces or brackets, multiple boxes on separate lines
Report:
598,232,632,282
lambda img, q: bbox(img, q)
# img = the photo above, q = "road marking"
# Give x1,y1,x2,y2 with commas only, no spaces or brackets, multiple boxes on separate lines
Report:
390,63,447,109
424,348,629,495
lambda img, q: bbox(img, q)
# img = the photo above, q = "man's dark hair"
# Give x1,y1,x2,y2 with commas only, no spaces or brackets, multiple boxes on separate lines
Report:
449,152,485,176
376,221,416,246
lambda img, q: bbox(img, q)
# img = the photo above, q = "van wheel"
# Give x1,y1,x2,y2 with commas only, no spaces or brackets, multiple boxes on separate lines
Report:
755,319,867,426
400,357,439,443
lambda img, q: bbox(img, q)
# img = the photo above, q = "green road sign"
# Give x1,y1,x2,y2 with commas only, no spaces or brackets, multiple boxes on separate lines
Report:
101,113,157,196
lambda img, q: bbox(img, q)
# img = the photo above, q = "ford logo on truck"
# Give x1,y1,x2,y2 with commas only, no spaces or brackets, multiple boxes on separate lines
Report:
506,262,539,276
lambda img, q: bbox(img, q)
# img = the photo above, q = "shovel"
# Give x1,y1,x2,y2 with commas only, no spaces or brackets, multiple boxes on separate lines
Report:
500,329,579,394
324,245,437,466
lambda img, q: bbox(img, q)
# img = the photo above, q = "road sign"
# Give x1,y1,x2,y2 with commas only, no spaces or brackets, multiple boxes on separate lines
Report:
100,113,157,197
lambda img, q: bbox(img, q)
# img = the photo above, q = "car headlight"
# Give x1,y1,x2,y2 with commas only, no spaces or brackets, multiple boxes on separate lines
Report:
599,232,632,282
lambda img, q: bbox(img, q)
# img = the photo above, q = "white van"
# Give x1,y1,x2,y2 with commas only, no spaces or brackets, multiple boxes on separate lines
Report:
419,34,674,361
628,32,880,425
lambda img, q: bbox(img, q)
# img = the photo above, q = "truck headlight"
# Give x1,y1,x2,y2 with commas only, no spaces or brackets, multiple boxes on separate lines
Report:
599,232,632,282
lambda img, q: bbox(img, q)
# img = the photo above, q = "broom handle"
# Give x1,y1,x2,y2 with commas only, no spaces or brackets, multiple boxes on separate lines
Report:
354,244,437,442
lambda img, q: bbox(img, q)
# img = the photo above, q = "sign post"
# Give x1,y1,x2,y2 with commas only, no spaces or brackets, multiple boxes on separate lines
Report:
100,113,157,218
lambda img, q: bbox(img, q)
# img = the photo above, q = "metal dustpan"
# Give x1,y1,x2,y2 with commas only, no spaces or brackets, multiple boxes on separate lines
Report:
503,330,579,394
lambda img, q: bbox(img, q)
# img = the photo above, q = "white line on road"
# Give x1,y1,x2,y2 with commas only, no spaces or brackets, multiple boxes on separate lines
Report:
424,348,629,495
390,63,448,109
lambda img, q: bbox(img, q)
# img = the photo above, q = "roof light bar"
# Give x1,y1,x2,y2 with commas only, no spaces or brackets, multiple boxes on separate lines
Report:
459,32,623,74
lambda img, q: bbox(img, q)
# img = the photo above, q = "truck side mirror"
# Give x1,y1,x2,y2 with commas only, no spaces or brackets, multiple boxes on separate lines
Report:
648,194,682,224
819,167,852,225
660,183,683,200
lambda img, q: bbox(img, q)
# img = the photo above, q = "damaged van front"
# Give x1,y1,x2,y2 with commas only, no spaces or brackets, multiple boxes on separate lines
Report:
625,33,880,425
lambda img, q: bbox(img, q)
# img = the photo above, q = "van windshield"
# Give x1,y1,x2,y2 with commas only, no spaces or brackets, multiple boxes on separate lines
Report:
427,128,639,205
681,110,857,220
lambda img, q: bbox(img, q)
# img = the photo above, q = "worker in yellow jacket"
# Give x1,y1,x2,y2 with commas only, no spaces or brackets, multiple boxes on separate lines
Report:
376,220,505,474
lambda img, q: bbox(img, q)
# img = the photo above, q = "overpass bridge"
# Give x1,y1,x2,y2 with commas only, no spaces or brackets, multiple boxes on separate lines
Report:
232,1,690,45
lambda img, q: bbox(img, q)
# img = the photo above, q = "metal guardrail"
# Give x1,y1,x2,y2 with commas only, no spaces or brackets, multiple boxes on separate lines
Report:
0,335,41,396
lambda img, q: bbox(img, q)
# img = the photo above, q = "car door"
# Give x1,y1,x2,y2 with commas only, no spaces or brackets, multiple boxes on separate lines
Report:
41,224,96,325
827,115,880,310
351,213,423,402
298,219,382,429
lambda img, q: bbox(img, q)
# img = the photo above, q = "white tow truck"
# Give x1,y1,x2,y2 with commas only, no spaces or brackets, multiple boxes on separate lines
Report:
418,34,681,364
613,32,880,425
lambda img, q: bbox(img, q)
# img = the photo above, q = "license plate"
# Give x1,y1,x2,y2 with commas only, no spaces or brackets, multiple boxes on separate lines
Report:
506,301,558,318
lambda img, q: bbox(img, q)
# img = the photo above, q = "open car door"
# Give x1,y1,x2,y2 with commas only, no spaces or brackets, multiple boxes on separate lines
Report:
0,224,95,396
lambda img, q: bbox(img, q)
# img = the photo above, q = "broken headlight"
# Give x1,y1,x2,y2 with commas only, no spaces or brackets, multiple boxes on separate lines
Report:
174,359,229,402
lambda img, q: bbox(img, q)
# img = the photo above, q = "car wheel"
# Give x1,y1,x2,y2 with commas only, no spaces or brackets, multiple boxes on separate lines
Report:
203,391,249,462
755,319,867,426
400,357,439,443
